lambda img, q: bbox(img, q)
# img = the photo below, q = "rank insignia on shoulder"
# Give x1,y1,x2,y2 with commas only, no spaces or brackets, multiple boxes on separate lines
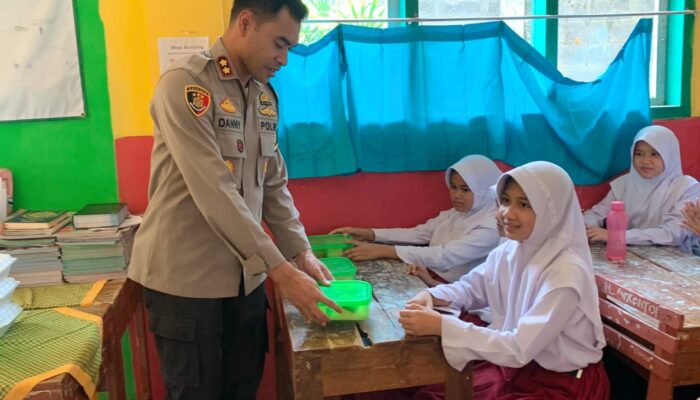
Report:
217,56,232,76
185,85,211,117
220,97,237,113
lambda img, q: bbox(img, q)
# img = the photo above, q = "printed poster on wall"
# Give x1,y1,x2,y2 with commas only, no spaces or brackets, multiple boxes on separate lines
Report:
0,0,85,122
158,37,210,75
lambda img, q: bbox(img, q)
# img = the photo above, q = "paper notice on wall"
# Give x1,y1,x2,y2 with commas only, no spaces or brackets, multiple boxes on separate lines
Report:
157,37,210,75
0,0,85,121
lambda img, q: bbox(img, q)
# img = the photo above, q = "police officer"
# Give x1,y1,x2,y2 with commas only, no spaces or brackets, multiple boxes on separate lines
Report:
127,1,341,398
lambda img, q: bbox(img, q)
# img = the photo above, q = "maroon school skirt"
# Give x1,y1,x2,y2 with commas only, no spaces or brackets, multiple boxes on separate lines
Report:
353,360,610,400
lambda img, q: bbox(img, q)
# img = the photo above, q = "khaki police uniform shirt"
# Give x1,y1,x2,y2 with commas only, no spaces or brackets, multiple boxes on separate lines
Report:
128,38,310,298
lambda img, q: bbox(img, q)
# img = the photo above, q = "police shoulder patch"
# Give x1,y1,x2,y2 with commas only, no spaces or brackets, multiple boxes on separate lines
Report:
185,85,211,117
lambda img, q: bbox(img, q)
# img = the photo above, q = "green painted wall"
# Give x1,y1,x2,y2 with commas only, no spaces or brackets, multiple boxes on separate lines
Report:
0,0,118,211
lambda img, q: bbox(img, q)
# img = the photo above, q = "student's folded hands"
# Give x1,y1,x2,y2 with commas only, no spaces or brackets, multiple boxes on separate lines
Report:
343,240,397,261
586,226,608,243
406,264,442,287
399,303,442,336
681,199,700,236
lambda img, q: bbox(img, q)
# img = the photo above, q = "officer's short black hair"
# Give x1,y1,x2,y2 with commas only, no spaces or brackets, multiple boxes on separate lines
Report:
230,0,309,24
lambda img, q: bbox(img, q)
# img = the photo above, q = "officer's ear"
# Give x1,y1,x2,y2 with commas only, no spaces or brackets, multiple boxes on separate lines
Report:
238,10,255,34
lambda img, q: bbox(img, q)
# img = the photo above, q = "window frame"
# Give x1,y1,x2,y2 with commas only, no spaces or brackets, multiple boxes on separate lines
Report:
406,0,695,118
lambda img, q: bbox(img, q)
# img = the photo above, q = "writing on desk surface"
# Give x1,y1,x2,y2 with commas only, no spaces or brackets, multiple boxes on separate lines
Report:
602,281,658,319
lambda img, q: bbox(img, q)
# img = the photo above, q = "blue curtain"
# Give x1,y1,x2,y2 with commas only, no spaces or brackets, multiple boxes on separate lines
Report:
272,19,651,185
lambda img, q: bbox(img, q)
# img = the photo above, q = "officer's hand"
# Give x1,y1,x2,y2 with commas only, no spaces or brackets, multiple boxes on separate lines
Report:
294,249,333,286
329,227,375,242
269,262,342,326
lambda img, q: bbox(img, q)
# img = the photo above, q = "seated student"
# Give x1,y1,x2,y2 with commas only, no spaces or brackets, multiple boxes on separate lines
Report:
358,161,609,400
584,125,700,247
331,155,502,286
681,199,700,256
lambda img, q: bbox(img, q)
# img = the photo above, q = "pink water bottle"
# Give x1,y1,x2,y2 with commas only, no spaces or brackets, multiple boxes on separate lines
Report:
606,201,628,262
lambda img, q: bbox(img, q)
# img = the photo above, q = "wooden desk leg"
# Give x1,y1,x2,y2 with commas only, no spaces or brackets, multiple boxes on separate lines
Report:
131,302,152,400
272,283,295,400
103,314,127,400
647,374,673,400
292,356,323,399
444,362,472,400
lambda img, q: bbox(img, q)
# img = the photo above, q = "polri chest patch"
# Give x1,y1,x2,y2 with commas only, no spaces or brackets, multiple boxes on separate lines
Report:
257,91,277,118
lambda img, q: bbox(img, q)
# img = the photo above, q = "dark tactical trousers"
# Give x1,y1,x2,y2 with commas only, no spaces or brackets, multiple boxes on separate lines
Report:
144,281,268,400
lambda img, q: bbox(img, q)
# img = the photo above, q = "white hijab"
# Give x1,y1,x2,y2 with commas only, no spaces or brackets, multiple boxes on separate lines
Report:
430,155,501,246
494,161,605,348
611,125,698,228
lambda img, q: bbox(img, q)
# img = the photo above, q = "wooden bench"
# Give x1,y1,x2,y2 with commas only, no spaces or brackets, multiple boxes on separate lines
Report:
590,245,700,400
274,259,471,399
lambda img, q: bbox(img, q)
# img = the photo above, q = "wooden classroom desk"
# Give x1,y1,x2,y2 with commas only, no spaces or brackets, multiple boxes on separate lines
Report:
590,245,700,400
24,278,150,400
274,259,471,400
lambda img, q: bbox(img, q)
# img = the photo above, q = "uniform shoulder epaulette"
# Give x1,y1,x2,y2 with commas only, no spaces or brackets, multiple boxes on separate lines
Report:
164,52,210,76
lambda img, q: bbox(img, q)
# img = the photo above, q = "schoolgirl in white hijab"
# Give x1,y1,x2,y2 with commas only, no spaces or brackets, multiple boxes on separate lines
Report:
584,125,700,248
396,161,609,400
331,155,502,283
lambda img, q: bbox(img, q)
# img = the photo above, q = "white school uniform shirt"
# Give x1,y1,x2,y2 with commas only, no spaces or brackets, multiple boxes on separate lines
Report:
429,161,606,372
373,155,502,282
583,125,700,247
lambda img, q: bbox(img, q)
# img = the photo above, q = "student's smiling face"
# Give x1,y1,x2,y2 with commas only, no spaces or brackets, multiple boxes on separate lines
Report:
633,140,665,179
448,171,475,213
498,178,536,241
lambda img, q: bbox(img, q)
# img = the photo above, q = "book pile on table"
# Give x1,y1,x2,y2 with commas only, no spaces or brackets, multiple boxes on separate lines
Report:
0,210,67,286
56,211,140,283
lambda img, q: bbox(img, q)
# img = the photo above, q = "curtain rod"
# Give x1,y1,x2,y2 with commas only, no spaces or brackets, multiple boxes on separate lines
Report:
304,9,698,24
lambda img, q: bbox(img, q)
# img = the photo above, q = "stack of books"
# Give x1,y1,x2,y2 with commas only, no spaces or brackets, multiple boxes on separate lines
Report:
1,210,71,238
73,203,128,229
0,238,63,286
0,210,68,287
56,214,140,283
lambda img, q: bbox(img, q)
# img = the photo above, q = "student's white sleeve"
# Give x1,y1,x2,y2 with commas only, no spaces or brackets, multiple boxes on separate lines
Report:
372,213,444,245
626,184,700,246
394,226,500,271
583,191,614,227
439,288,580,371
427,262,491,311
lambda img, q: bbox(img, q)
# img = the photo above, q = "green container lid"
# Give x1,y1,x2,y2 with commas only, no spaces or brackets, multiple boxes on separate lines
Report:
309,234,353,257
320,257,356,280
308,234,351,245
318,280,372,321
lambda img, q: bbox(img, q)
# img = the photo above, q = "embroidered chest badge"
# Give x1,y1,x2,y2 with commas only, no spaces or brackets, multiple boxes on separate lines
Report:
185,85,211,117
220,97,237,113
217,57,233,76
257,91,277,117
